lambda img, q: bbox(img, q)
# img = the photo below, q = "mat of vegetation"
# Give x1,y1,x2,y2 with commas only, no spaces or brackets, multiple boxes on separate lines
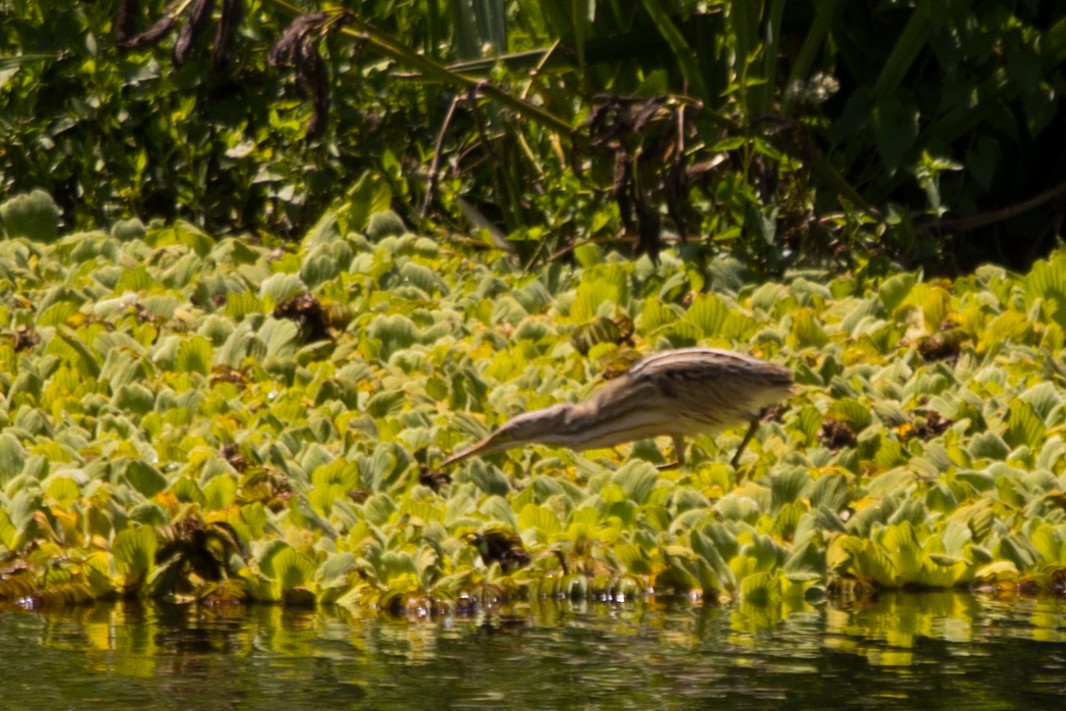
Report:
2,205,1066,613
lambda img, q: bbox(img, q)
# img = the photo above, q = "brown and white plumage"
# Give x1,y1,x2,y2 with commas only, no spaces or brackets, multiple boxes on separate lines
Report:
441,348,793,468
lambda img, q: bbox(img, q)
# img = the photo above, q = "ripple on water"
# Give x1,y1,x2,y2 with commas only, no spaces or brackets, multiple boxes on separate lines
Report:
1,592,1065,710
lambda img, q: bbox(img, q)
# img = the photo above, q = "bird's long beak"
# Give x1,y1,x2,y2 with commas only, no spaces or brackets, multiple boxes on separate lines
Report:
440,431,511,467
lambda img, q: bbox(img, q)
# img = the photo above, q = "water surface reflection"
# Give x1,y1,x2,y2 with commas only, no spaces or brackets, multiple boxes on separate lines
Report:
2,592,1064,709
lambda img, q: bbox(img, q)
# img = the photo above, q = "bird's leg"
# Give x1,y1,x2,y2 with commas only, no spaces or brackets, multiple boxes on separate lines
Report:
657,436,686,471
730,417,761,468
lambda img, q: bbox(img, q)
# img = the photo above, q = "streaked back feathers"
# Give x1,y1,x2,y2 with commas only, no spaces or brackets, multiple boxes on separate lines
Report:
441,347,793,467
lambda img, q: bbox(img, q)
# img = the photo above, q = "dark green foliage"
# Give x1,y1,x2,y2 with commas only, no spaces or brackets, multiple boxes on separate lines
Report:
1,1,1063,272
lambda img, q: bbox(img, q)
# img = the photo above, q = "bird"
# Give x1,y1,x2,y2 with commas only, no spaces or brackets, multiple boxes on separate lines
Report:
440,347,793,469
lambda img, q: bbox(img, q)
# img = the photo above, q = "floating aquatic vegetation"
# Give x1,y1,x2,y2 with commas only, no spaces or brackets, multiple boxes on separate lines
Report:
1,216,1065,613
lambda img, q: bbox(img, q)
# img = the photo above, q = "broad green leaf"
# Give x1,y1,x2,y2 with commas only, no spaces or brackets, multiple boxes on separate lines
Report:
613,543,652,576
367,210,406,240
45,475,80,506
1028,524,1063,565
750,283,790,315
782,540,825,582
141,295,179,318
685,292,730,338
54,326,102,378
301,252,344,289
169,476,206,505
175,335,213,375
112,383,155,416
739,571,780,606
259,273,306,307
969,430,1010,461
570,316,625,355
1,189,59,241
878,272,916,312
641,297,678,332
379,551,418,589
115,265,163,293
790,308,828,348
1026,253,1066,301
224,290,262,320
271,546,318,591
714,494,761,523
37,300,80,328
512,279,552,313
123,461,167,498
366,314,418,359
826,398,872,431
159,253,203,288
198,315,234,346
145,220,214,257
922,286,951,330
344,171,392,233
517,503,561,536
216,323,256,366
241,503,269,539
972,560,1019,583
0,433,27,484
571,265,630,322
1006,400,1045,449
317,551,357,588
880,522,922,580
400,262,447,296
128,502,167,527
304,210,340,247
840,297,884,335
258,318,300,359
1020,382,1062,422
203,474,237,510
573,243,603,268
689,526,735,590
998,534,1040,571
112,525,158,583
843,536,898,586
363,494,397,526
939,520,973,557
771,467,811,509
0,509,18,550
480,495,518,529
609,464,656,509
808,474,850,512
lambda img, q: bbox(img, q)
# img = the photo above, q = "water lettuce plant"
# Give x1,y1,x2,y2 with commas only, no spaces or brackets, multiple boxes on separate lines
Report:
1,199,1065,614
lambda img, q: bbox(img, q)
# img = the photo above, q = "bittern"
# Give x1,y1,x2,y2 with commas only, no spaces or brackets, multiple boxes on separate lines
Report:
441,347,793,469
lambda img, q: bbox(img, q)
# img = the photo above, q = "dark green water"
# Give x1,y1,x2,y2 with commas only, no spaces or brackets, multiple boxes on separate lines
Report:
2,592,1065,710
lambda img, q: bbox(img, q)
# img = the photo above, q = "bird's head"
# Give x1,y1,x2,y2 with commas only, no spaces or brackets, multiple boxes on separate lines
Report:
440,404,572,467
